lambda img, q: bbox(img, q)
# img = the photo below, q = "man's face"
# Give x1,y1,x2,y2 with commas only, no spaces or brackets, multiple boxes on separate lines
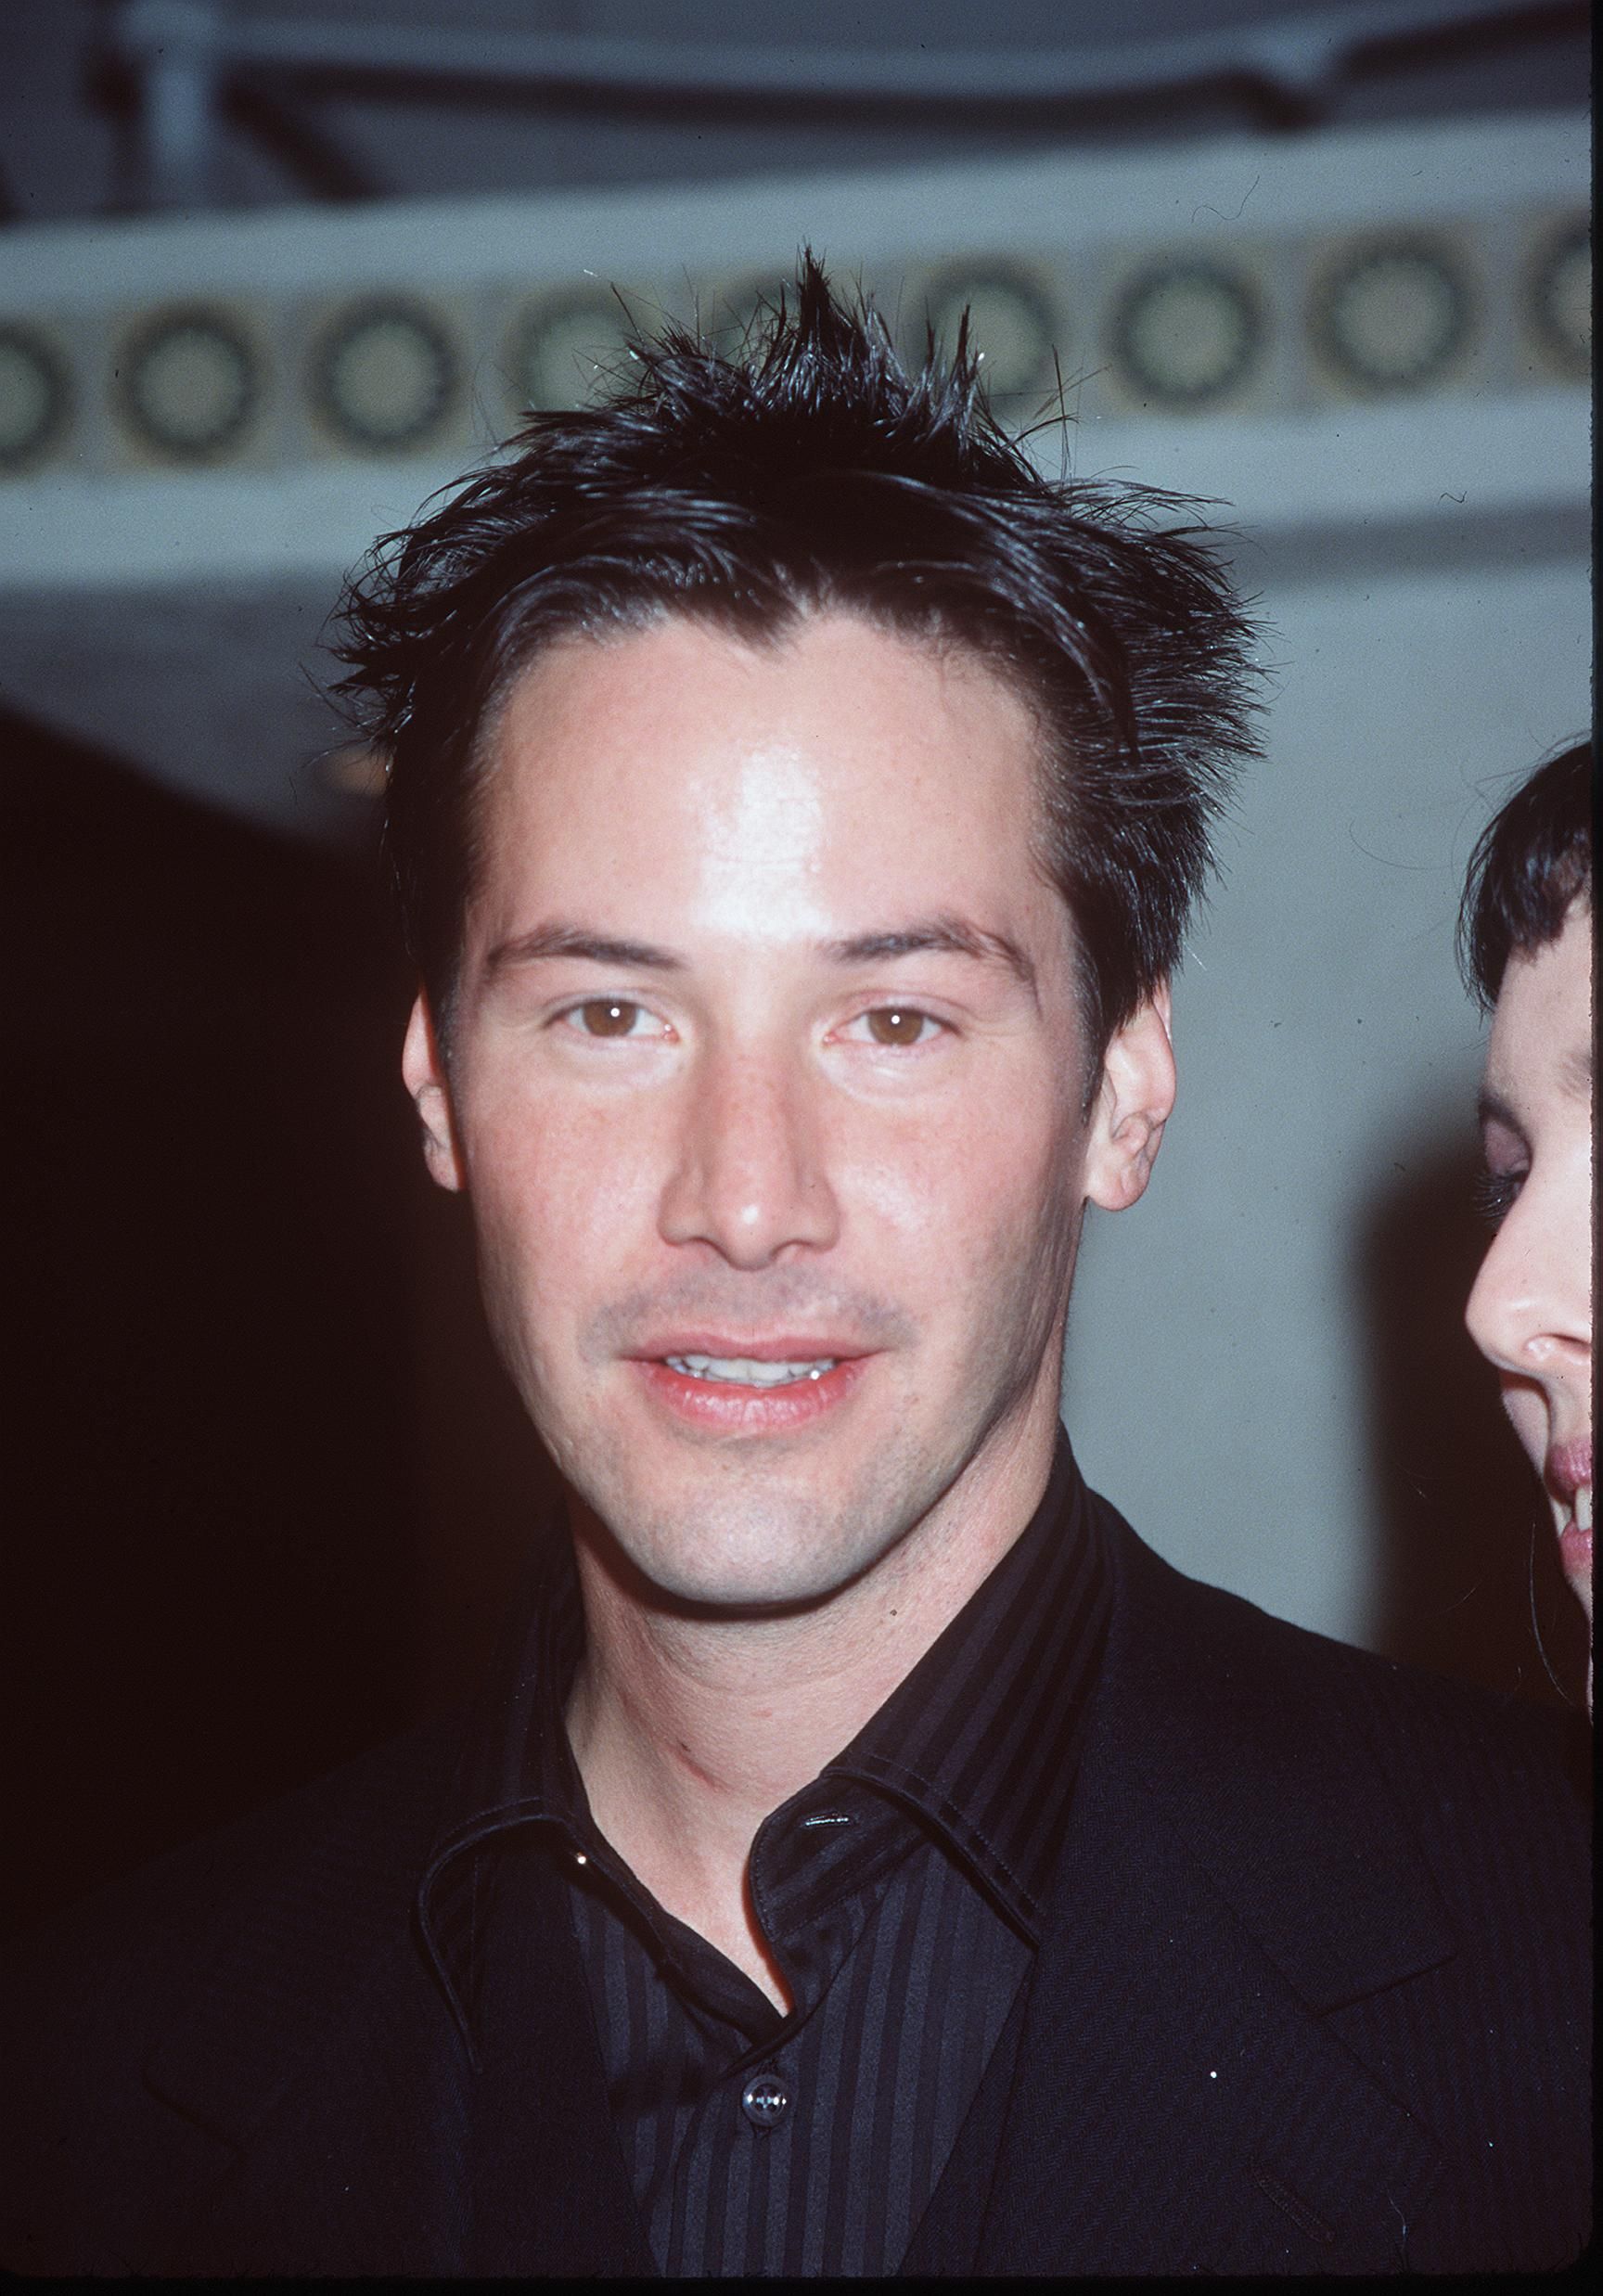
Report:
405,613,1170,1613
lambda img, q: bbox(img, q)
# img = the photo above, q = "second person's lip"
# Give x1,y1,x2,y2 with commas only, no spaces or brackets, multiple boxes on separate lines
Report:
1546,1435,1593,1507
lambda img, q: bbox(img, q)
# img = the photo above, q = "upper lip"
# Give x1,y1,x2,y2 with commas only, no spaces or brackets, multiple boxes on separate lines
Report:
629,1332,868,1362
1545,1437,1593,1507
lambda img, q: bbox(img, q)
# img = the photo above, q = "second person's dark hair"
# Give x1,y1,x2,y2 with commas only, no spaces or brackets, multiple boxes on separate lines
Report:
1459,742,1593,1010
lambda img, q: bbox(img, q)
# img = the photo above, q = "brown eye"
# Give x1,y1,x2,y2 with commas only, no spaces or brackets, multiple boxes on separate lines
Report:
577,999,641,1037
865,1007,930,1047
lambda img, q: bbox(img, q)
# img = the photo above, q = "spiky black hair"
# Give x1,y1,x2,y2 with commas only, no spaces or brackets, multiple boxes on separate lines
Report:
333,253,1262,1054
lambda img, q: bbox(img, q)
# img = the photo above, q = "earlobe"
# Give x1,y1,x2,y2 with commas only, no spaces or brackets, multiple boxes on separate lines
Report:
401,995,466,1192
1084,987,1177,1214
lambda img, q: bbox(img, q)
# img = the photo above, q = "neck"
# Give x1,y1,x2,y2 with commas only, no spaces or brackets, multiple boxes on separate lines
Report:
562,1407,1058,2002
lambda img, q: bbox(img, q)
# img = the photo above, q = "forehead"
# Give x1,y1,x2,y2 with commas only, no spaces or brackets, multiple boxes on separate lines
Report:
1485,906,1594,1110
468,611,1061,952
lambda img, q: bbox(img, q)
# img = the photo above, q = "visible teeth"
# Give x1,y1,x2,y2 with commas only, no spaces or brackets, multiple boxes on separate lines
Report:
666,1353,838,1387
1575,1485,1593,1533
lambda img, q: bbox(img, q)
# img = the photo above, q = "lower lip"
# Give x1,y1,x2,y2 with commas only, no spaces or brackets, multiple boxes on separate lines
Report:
632,1355,868,1434
1558,1520,1593,1586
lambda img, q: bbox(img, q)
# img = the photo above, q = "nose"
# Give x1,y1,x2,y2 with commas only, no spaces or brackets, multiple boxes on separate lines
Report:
657,1040,840,1269
1465,1172,1592,1382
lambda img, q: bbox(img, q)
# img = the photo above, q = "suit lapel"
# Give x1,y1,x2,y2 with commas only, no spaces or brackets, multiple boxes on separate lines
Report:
462,1827,657,2277
978,1772,1443,2274
142,1723,455,2148
139,1729,654,2276
137,1723,477,2271
975,1509,1456,2276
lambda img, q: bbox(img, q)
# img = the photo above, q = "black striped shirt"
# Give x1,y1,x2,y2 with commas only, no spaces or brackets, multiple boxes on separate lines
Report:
420,1435,1109,2277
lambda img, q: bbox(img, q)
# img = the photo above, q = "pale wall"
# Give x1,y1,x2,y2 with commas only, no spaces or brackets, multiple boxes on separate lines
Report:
1063,544,1589,1645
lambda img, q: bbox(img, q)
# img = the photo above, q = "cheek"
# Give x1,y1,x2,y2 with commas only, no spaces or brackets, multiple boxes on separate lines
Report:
851,1089,1080,1283
464,1089,658,1302
1500,1380,1552,1473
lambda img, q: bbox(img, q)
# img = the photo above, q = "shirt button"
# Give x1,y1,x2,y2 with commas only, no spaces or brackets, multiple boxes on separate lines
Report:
741,2071,791,2129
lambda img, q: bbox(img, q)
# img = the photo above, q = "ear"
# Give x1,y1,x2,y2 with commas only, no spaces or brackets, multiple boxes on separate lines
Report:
1083,983,1176,1214
402,994,465,1192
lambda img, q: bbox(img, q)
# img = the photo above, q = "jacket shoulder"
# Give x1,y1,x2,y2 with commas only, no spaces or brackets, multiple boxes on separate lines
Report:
1111,1502,1590,1803
1,1709,466,2271
8,1703,462,2002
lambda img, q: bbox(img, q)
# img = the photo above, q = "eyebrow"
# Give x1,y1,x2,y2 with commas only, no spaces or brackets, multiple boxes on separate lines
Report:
1478,1039,1594,1131
486,923,686,974
821,917,1039,999
1476,1085,1523,1136
484,913,1038,996
1559,1041,1594,1099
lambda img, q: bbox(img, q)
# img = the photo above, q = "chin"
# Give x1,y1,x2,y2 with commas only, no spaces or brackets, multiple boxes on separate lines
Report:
1559,1543,1593,1632
596,1496,891,1616
566,1429,943,1616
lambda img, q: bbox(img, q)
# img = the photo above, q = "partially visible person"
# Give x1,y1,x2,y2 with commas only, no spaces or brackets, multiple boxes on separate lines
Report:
1461,741,1593,1705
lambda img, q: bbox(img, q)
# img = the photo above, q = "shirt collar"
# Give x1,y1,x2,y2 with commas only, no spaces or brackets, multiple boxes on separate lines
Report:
821,1433,1109,1935
418,1431,1109,2044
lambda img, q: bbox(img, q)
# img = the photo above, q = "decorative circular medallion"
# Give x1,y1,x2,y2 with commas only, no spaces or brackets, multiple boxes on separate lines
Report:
1529,220,1590,376
507,294,636,417
923,267,1059,400
117,306,257,459
0,324,70,471
1313,238,1472,392
311,300,455,451
1110,259,1263,407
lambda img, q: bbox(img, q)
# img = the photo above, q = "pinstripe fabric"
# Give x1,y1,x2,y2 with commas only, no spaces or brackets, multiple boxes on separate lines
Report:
419,1436,1109,2277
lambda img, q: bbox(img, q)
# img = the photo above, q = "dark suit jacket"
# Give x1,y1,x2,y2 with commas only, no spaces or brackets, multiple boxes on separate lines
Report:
3,1497,1591,2277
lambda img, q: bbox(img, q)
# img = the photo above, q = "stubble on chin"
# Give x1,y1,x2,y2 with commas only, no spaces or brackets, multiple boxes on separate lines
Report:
560,1409,937,1619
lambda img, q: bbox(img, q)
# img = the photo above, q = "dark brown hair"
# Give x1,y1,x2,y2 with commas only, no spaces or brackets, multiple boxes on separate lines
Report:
332,255,1262,1055
1459,742,1593,1010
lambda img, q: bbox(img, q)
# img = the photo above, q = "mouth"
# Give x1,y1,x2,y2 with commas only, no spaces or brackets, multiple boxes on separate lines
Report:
1558,1482,1593,1583
630,1340,869,1432
1545,1438,1593,1587
662,1353,839,1388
